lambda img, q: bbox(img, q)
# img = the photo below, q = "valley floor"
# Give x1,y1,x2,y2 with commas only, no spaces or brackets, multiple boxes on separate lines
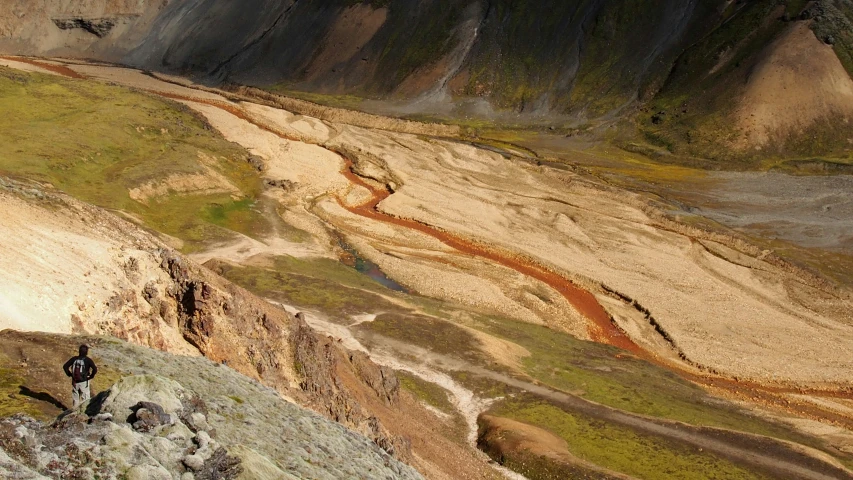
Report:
2,56,853,479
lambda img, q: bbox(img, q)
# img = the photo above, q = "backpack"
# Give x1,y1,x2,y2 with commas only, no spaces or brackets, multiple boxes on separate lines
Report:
71,358,87,383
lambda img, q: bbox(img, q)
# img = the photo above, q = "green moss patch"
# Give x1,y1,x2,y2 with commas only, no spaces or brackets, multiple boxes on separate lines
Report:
471,314,821,448
210,256,408,317
363,314,489,365
486,397,772,480
397,372,454,414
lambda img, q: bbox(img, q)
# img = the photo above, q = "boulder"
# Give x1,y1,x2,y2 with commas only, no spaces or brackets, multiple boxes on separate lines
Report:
129,401,174,433
95,375,185,422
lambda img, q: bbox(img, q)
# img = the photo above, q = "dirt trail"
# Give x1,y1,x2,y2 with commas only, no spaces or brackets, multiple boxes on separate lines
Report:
268,302,528,480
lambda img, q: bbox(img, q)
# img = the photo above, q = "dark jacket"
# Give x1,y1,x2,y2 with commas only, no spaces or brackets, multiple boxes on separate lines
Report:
63,356,97,384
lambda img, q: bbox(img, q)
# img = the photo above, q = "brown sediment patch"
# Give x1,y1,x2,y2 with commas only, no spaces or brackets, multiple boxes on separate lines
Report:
734,23,853,150
0,56,84,79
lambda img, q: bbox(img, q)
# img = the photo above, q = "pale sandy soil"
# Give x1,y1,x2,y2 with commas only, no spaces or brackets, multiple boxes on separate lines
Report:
188,231,331,265
0,188,198,356
12,60,853,388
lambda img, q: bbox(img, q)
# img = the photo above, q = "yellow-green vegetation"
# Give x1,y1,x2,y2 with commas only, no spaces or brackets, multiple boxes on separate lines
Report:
266,87,366,111
0,66,269,252
397,372,454,414
449,370,513,399
366,313,490,366
472,314,822,448
480,446,613,480
397,372,468,443
581,143,710,183
0,365,44,419
212,255,408,317
487,397,772,480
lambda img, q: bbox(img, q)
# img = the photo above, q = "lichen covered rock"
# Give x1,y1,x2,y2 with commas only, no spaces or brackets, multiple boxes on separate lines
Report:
0,353,422,480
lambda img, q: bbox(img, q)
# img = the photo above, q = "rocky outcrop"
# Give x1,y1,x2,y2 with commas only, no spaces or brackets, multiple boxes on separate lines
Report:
157,251,413,459
51,17,117,38
291,316,411,460
0,367,422,480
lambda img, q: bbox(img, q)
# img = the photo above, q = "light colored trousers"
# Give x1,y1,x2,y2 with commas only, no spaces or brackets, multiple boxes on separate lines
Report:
72,380,90,409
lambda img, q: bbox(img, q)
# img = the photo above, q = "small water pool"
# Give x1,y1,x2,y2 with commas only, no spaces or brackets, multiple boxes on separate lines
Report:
338,241,408,293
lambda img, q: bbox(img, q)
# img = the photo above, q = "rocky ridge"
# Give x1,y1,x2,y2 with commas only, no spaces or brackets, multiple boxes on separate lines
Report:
0,333,423,480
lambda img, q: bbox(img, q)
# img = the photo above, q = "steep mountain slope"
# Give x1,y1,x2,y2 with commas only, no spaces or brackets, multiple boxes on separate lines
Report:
2,0,852,163
645,0,853,162
2,0,719,115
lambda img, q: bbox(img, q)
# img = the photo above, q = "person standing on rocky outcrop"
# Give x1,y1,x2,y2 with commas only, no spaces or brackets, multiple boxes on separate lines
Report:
63,344,97,409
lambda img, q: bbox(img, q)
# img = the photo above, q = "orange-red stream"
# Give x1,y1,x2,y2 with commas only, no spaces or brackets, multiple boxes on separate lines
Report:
337,159,638,352
337,161,853,424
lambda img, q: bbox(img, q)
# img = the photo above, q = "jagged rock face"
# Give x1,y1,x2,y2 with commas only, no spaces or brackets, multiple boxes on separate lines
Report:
52,17,117,38
291,316,410,460
0,369,422,479
156,251,300,392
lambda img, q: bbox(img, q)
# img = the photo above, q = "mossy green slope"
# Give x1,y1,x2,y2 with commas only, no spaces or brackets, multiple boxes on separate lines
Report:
0,66,268,252
486,397,773,480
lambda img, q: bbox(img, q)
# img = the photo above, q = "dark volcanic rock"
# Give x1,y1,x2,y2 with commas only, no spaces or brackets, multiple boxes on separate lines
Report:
52,17,116,38
129,401,172,432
